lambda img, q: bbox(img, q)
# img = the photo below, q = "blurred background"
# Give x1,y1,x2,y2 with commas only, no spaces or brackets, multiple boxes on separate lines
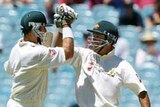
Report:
0,0,160,107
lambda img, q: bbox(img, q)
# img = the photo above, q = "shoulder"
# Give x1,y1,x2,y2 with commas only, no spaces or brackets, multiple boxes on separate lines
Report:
118,58,132,68
109,55,133,71
113,55,123,61
38,46,65,57
75,47,92,51
74,47,94,55
116,58,136,76
22,44,63,59
108,55,123,65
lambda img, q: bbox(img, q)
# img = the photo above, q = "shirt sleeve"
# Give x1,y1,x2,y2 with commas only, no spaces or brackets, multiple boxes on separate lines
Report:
121,60,147,95
65,47,93,72
4,60,13,75
38,46,66,68
65,47,82,68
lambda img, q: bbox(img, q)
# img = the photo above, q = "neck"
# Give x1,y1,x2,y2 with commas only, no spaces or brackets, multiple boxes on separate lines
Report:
98,45,114,56
23,33,38,44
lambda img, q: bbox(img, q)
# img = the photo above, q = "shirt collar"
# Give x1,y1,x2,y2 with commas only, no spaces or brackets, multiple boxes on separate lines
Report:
18,38,37,47
101,49,115,60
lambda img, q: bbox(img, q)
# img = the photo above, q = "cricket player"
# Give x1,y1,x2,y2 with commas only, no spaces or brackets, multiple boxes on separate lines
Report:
4,9,77,107
54,5,151,107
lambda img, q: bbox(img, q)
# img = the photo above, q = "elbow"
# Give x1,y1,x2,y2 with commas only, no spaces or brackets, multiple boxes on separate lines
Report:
138,91,148,99
138,91,151,107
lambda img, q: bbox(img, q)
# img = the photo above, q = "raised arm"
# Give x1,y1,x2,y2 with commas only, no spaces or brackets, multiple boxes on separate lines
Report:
62,24,74,59
54,32,62,47
54,3,78,60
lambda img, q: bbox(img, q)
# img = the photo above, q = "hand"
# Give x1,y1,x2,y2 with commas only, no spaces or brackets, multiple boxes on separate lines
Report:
54,13,63,28
54,3,78,28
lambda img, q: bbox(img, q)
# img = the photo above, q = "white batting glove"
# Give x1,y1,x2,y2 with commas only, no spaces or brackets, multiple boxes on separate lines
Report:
54,14,63,28
54,3,78,28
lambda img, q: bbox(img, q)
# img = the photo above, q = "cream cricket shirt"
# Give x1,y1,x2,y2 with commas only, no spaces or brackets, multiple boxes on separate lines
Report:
68,47,146,107
4,39,65,107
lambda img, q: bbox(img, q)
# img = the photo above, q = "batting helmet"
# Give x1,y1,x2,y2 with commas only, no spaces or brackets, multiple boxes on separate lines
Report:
87,20,119,44
20,11,50,32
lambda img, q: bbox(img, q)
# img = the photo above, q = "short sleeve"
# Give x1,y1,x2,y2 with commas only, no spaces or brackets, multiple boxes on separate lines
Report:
121,61,147,95
4,60,13,75
38,46,66,68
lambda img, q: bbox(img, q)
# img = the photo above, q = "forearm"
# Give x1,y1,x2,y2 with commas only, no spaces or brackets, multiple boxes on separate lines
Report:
53,3,77,60
138,91,151,107
54,32,62,47
63,37,74,59
62,25,74,60
4,60,13,75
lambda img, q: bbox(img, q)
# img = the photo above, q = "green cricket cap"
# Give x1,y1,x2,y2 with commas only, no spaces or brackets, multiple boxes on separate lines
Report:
21,11,52,30
87,20,119,43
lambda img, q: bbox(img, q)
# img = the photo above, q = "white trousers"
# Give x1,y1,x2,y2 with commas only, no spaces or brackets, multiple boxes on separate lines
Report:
7,99,44,107
7,99,23,107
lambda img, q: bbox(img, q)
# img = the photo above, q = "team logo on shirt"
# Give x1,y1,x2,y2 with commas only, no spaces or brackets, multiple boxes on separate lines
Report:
48,49,57,56
107,68,116,77
87,61,94,71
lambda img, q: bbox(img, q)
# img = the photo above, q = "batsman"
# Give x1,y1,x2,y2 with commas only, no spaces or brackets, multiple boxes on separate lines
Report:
54,4,151,107
3,5,77,107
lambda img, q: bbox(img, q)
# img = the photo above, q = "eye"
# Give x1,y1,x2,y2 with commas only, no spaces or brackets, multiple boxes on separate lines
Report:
39,26,46,32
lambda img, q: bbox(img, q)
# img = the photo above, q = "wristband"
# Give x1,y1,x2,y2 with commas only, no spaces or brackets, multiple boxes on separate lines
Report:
62,27,74,39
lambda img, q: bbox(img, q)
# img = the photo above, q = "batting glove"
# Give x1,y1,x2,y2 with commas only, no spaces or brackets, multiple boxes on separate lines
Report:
54,3,78,28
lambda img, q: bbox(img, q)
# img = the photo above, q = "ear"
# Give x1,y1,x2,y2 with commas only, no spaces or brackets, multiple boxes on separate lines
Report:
110,41,115,46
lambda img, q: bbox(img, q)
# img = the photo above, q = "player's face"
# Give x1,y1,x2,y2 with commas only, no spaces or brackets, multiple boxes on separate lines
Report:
87,32,113,55
87,32,106,47
39,25,47,32
29,23,47,44
87,32,106,48
93,33,105,42
37,25,47,43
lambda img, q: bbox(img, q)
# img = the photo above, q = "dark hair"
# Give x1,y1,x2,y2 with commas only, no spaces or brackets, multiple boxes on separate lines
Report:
20,11,47,35
21,26,32,35
83,32,91,40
